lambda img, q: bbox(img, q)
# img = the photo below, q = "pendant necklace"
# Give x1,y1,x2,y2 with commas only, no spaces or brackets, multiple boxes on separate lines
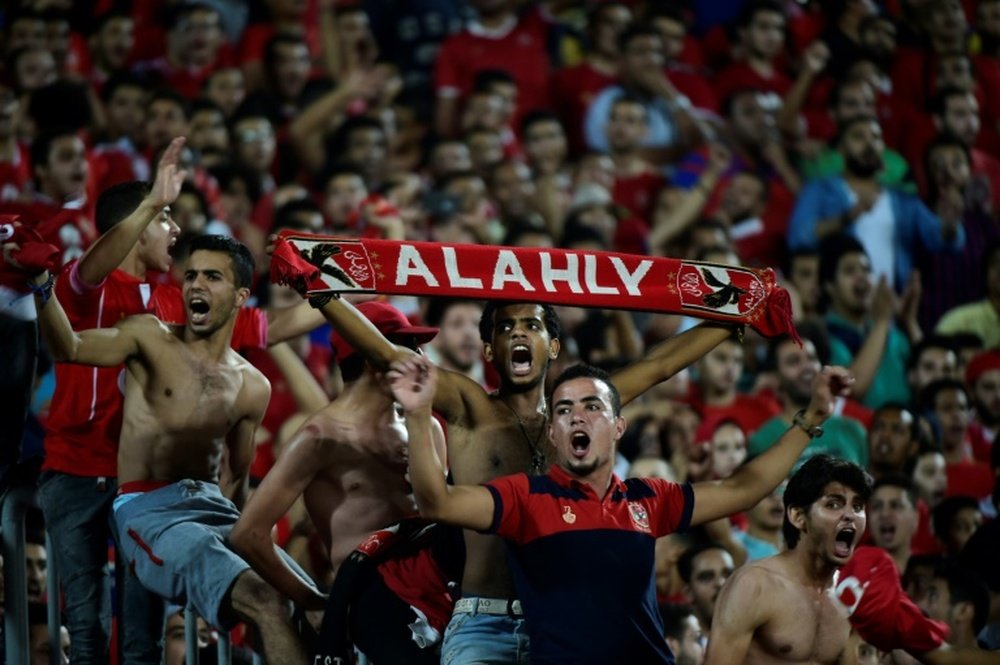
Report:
494,394,547,475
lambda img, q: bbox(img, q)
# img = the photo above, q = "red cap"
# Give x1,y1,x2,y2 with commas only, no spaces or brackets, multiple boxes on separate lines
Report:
966,350,1000,387
331,301,438,362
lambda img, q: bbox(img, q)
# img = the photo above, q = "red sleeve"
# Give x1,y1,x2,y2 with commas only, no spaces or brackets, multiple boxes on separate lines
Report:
56,260,104,323
150,283,185,324
239,24,273,65
643,479,695,537
231,306,268,352
834,546,949,653
484,473,530,541
434,35,464,97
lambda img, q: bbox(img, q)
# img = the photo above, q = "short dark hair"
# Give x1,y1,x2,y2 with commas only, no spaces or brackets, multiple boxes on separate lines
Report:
147,87,191,119
818,233,867,288
919,378,968,413
479,301,561,343
550,363,621,417
930,86,973,118
832,114,880,149
934,563,991,634
677,541,728,584
763,319,831,372
872,402,920,441
28,80,93,132
738,0,786,28
317,162,366,192
325,115,384,162
100,71,148,104
783,455,873,549
520,109,563,138
659,603,697,641
472,68,516,93
871,473,918,508
187,235,254,289
922,133,971,201
95,181,152,235
907,335,957,372
273,198,322,233
931,495,979,545
29,127,78,175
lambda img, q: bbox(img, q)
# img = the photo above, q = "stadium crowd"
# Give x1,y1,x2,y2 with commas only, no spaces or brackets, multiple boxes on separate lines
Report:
1,0,1000,663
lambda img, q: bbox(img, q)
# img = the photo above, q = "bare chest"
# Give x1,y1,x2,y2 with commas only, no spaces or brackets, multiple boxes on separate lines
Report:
140,350,245,435
753,589,850,664
451,413,552,485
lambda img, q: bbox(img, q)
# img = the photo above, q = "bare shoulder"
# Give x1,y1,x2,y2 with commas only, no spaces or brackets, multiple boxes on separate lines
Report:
718,558,792,614
121,313,174,337
230,351,271,417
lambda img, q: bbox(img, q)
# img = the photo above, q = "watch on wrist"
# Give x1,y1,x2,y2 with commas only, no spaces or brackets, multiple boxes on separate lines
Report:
793,409,824,439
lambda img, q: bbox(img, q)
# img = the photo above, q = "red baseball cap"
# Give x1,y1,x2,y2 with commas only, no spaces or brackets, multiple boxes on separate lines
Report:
330,301,438,362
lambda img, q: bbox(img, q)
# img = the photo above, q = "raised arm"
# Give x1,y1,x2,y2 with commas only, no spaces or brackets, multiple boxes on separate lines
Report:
704,566,770,665
76,137,187,286
611,322,735,406
690,365,850,525
229,420,328,610
312,296,473,421
32,271,147,365
389,357,494,531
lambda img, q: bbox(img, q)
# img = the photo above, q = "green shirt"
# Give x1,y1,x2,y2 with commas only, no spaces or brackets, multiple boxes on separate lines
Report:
801,148,914,192
748,415,870,469
826,312,911,409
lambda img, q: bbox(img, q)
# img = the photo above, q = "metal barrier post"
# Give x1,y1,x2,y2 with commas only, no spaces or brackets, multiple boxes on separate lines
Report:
46,530,60,665
185,605,199,665
217,631,231,663
2,484,36,665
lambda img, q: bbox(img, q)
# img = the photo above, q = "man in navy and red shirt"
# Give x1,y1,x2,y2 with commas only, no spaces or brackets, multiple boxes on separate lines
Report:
392,356,849,664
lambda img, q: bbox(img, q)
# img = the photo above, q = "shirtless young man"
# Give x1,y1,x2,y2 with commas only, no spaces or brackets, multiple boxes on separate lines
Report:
30,235,309,664
706,454,872,665
305,293,742,662
707,454,1000,665
230,301,449,663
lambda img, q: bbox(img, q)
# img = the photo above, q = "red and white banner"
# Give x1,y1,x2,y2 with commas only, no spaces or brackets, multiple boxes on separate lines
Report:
270,232,799,339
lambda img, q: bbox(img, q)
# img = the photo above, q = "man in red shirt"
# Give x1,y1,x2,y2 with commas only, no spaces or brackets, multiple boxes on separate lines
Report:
434,0,562,139
713,1,792,104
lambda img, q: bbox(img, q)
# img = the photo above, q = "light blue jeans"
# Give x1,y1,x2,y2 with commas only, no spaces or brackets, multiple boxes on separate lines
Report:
441,599,530,665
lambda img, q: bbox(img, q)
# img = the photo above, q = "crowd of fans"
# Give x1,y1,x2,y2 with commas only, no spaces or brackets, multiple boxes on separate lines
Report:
1,0,1000,663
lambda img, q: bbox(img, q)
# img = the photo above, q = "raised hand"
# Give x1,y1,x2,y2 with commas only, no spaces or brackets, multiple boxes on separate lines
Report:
387,356,437,414
806,365,854,424
149,137,188,209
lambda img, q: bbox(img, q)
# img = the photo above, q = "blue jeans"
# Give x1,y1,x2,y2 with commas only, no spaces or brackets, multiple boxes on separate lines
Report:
441,602,530,665
36,471,115,665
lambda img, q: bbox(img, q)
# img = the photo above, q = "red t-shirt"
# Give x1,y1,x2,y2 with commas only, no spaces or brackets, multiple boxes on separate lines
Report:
713,61,791,106
945,459,994,501
832,546,949,653
551,62,618,154
0,143,32,202
435,9,554,128
0,199,98,268
686,389,783,437
613,170,666,222
43,261,268,477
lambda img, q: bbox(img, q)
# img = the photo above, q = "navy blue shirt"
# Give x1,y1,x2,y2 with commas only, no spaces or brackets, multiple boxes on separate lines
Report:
485,465,694,664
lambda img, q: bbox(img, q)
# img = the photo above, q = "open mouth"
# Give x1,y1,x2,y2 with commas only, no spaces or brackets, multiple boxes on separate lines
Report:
877,523,896,543
511,344,532,376
834,527,856,558
570,431,590,459
189,297,210,324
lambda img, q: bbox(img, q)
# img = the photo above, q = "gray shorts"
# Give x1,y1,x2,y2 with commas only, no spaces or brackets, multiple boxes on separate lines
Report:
113,479,288,629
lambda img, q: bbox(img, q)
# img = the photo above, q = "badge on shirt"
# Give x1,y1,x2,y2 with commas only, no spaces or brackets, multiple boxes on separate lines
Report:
628,502,650,531
562,506,576,524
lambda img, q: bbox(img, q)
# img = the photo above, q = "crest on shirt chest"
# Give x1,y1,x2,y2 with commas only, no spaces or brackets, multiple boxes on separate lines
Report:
628,502,650,531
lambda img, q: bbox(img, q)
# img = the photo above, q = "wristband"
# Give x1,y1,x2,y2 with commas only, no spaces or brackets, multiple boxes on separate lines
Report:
28,273,55,306
793,409,824,438
308,292,341,309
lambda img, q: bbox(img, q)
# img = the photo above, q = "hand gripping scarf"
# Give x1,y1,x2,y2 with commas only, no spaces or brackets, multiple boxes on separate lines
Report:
270,231,799,340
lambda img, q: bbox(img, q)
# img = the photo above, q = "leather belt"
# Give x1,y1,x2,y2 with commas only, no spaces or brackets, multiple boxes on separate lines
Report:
453,597,523,617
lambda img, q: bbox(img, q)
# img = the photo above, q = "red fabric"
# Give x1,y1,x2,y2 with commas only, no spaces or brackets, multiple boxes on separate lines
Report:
0,217,60,290
713,62,791,105
666,67,719,113
0,200,98,268
435,8,554,129
912,499,943,556
687,392,783,437
834,546,949,653
968,422,994,465
43,263,268,477
945,460,994,500
613,171,666,221
272,232,801,340
377,544,453,632
551,63,618,155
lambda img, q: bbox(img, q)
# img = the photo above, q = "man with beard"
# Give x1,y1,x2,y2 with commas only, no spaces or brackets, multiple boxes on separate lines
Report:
964,350,1000,463
28,235,309,664
308,294,737,663
867,476,920,573
749,324,869,467
789,115,964,293
678,543,734,634
423,298,487,386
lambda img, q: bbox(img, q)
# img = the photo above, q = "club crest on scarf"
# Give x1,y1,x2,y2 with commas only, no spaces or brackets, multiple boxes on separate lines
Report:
292,238,376,292
676,262,767,317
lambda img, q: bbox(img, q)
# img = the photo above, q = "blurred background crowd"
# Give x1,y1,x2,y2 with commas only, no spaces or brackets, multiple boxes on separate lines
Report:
1,0,1000,663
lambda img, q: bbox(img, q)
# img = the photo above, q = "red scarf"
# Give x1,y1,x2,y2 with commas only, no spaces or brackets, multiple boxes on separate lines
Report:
271,231,799,340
